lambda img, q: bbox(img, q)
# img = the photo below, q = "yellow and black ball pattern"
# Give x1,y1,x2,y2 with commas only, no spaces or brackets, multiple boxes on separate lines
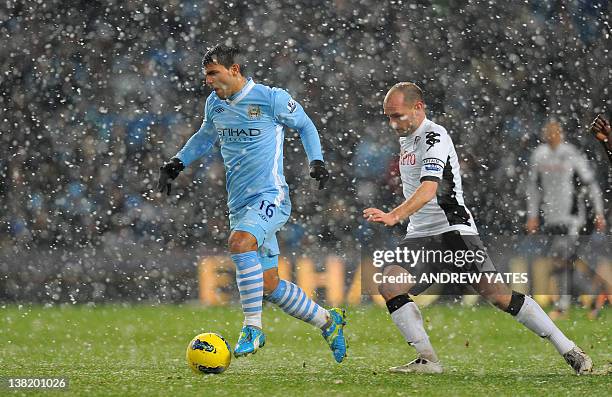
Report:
186,332,232,374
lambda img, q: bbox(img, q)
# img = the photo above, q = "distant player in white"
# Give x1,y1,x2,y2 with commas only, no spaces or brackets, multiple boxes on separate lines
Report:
526,120,605,235
526,120,605,319
364,82,593,375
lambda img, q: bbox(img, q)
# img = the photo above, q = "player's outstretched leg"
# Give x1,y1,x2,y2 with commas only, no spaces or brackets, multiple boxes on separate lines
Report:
379,265,442,374
230,248,266,358
498,290,592,374
549,261,571,320
265,276,347,363
384,294,443,374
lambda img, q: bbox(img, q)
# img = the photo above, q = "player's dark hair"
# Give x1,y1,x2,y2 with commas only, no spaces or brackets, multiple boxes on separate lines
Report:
202,44,246,74
389,82,424,104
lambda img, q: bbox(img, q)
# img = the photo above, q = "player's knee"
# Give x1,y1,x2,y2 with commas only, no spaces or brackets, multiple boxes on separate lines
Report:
263,270,280,295
378,281,401,301
485,293,511,311
496,297,510,311
228,231,258,253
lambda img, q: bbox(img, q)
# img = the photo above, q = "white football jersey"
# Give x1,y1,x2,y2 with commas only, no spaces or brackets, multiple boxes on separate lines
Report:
526,142,603,232
399,118,478,238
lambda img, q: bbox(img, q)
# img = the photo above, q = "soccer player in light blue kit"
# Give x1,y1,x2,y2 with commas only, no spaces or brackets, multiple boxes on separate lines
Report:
157,44,347,362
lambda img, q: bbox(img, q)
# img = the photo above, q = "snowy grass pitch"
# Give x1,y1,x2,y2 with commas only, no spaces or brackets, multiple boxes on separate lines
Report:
1,303,609,396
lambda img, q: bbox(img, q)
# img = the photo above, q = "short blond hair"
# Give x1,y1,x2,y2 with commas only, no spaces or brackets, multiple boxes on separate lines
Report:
386,82,424,105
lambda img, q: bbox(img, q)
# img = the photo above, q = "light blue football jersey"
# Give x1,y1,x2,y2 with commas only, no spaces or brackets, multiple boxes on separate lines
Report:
175,78,323,213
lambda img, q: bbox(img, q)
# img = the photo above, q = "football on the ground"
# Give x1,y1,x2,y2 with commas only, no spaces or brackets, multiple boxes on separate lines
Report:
186,332,232,374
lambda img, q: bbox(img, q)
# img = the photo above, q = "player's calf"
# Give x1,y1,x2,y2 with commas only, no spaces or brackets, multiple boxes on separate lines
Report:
264,275,347,362
385,293,440,367
265,278,329,327
229,230,265,358
378,266,440,367
502,290,593,374
262,269,280,295
228,231,263,330
264,268,330,327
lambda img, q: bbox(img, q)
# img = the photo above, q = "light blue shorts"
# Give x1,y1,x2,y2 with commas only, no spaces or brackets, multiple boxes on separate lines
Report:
229,194,291,271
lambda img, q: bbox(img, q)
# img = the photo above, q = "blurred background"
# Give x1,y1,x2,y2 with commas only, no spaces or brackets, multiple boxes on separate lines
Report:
1,0,610,304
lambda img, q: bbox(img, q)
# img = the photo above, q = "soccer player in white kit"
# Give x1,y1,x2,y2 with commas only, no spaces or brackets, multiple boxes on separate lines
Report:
363,82,593,375
526,120,605,319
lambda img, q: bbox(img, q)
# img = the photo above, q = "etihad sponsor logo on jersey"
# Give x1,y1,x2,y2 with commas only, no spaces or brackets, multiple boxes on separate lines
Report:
422,157,444,172
217,127,261,137
247,105,262,119
425,131,440,151
217,127,262,142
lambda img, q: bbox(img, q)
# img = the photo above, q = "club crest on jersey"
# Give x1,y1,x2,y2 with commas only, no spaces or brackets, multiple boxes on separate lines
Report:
287,99,297,113
414,136,421,149
247,105,262,119
425,131,440,151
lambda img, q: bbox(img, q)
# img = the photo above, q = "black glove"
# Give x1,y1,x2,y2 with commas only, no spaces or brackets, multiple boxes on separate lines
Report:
157,158,185,195
309,160,329,190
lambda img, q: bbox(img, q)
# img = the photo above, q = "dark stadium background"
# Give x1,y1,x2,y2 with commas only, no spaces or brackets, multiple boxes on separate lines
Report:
1,0,610,302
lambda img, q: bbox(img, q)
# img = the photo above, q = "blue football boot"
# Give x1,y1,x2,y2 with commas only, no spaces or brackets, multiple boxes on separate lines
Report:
322,308,347,363
234,325,266,358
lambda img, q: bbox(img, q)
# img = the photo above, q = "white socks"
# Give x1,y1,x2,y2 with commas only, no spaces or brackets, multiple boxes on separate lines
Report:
515,295,575,354
388,292,576,363
391,302,439,362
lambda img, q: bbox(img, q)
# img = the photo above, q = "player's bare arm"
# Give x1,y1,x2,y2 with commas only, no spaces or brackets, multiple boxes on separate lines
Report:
363,180,438,226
